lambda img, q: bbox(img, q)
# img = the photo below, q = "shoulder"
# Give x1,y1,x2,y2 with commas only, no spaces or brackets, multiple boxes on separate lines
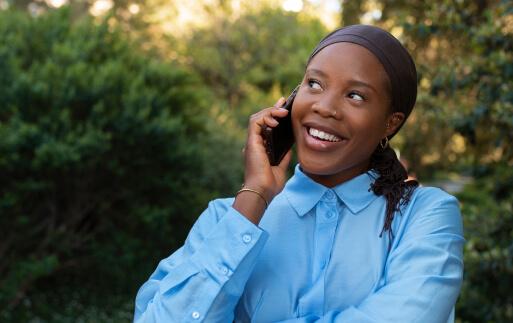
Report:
401,186,463,236
409,186,459,209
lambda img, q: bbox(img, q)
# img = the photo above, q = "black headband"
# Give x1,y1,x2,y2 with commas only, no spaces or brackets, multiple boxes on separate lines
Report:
307,24,417,137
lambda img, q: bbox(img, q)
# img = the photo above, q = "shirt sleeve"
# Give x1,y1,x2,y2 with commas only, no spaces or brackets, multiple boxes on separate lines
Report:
276,190,465,323
133,198,269,323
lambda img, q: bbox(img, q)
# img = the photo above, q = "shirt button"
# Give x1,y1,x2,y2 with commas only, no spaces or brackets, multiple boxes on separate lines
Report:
325,190,335,200
191,311,200,319
220,265,229,275
242,234,252,244
326,211,335,218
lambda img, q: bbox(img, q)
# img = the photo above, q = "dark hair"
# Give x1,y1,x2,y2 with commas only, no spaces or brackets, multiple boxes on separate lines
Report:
368,145,418,247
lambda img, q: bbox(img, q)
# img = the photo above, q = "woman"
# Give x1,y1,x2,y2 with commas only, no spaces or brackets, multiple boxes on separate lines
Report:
134,25,464,323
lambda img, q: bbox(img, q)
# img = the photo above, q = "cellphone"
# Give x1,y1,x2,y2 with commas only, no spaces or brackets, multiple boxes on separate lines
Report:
262,86,299,166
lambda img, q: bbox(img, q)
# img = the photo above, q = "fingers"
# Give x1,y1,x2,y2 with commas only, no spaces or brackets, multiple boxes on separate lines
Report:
263,115,278,127
269,106,289,119
248,100,289,133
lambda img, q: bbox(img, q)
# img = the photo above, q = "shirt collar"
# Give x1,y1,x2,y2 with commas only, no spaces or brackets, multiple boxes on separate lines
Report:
283,164,379,216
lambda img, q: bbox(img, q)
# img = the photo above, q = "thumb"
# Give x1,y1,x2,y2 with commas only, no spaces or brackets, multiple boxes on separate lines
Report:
274,97,286,108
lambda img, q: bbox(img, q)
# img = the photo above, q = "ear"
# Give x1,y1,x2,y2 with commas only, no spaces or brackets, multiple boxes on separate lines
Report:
384,112,405,137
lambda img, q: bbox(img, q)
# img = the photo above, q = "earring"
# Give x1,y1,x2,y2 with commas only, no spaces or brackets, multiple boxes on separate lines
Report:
380,136,389,149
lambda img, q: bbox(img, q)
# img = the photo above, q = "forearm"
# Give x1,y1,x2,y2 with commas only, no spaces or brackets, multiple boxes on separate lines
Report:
134,200,269,322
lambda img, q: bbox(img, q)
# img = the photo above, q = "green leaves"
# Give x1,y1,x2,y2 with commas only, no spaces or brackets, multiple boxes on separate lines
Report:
0,7,210,318
457,164,513,322
183,7,326,114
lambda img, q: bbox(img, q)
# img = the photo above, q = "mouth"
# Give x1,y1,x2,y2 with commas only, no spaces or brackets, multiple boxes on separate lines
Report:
302,124,348,151
307,127,342,142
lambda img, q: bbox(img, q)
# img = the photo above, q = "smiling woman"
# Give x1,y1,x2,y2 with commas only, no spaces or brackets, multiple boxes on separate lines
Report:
134,25,464,323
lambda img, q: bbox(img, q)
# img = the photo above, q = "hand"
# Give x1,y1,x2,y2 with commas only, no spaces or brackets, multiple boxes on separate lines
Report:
242,97,293,203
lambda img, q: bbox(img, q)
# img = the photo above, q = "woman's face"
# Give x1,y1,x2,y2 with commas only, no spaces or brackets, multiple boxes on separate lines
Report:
291,42,404,187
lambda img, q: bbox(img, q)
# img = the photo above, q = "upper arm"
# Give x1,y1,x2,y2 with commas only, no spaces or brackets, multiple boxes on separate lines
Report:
387,189,464,281
365,188,465,321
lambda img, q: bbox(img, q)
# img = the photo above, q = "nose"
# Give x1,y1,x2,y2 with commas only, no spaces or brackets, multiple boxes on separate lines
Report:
311,92,340,119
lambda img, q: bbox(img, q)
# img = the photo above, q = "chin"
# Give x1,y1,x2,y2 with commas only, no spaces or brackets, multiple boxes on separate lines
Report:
297,151,370,183
298,154,342,176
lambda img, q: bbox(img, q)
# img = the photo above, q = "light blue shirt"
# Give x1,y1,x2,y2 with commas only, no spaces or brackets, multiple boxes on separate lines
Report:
134,165,464,322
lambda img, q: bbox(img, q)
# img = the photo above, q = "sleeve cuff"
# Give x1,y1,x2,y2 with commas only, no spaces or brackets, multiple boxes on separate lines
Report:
190,207,269,285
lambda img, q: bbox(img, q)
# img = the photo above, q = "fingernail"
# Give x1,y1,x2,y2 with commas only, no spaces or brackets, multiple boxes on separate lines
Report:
275,98,285,108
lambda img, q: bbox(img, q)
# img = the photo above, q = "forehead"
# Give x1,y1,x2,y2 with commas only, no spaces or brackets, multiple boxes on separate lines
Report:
307,42,390,90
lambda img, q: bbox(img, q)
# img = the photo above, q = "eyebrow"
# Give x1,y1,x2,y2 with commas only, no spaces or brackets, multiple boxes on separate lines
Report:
306,68,329,79
305,68,378,94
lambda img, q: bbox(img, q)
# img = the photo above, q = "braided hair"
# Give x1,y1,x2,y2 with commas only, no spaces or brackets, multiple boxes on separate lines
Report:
368,140,419,247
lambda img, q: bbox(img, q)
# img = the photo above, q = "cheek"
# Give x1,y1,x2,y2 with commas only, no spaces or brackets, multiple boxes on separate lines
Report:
291,93,307,117
291,108,300,136
291,104,299,123
342,117,386,158
291,100,307,130
350,109,388,138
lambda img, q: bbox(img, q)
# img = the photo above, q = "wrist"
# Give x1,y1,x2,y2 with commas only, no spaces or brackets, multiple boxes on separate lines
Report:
233,190,267,225
241,181,275,204
237,186,269,208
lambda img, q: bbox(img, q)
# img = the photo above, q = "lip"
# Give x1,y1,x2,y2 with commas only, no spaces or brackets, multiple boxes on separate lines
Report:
301,123,348,151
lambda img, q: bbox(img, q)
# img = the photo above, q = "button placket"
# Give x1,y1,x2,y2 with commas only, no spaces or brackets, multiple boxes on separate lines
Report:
304,198,340,314
318,202,339,224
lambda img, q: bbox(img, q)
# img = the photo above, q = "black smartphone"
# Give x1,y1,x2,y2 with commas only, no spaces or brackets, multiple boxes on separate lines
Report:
262,86,299,166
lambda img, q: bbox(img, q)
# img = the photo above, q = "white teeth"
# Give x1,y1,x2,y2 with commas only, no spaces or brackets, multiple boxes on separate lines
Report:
308,127,341,142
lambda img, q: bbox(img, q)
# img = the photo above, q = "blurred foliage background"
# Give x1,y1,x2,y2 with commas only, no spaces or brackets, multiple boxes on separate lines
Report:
0,0,511,322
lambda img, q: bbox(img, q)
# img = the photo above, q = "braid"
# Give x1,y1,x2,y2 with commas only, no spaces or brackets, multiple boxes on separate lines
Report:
368,145,419,247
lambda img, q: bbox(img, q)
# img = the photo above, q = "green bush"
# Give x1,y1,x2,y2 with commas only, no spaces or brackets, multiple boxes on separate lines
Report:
0,7,215,321
456,164,513,322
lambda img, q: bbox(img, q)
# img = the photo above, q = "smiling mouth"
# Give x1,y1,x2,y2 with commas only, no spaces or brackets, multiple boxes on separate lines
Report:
307,127,342,142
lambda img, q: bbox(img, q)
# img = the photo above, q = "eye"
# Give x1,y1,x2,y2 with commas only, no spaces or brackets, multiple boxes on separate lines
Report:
348,91,365,101
307,78,322,90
